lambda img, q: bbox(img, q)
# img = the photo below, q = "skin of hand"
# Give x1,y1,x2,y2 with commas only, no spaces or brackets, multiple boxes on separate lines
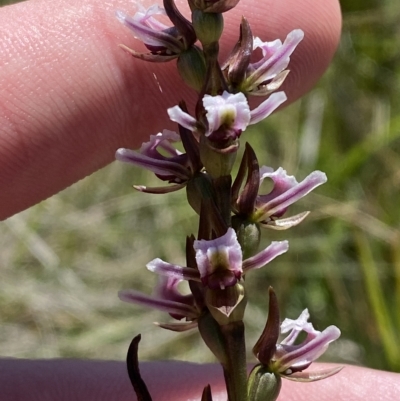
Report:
4,1,396,401
0,0,342,219
1,359,400,401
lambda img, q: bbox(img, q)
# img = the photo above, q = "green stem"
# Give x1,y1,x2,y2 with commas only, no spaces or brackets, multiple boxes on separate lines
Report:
213,175,232,228
220,321,248,401
202,41,227,95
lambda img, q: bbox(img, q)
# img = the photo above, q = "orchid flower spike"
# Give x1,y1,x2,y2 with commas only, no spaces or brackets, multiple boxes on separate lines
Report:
116,130,193,194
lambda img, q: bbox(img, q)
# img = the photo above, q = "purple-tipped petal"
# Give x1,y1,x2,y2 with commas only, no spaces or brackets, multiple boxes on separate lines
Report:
153,276,193,305
147,258,201,282
242,240,289,273
277,325,341,372
116,130,193,186
131,4,168,31
116,8,183,53
259,166,298,199
168,106,198,131
280,309,318,346
119,289,198,319
281,309,317,334
249,92,287,125
116,148,189,181
140,130,181,158
252,37,282,64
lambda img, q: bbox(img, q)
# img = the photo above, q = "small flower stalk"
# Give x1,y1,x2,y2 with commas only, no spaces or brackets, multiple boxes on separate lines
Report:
115,0,342,400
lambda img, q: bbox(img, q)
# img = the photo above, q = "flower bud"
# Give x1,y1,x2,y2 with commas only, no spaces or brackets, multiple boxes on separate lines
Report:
192,10,224,45
177,46,207,91
231,216,261,259
248,365,282,401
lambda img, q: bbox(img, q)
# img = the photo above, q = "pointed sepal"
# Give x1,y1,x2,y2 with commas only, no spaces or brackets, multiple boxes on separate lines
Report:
222,17,253,87
201,384,214,401
126,335,153,401
253,287,280,365
281,366,343,382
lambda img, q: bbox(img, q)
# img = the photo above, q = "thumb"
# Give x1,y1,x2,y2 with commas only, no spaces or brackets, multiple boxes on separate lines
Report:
0,0,341,219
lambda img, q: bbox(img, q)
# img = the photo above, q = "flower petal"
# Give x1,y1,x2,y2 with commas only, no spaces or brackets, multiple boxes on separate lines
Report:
140,130,181,159
153,276,193,305
247,29,304,88
133,183,186,194
242,240,288,273
261,211,310,230
249,70,289,96
203,91,251,134
194,228,243,289
257,169,327,219
147,258,201,282
119,289,198,319
249,92,287,125
116,9,182,53
168,106,198,131
280,308,318,346
116,148,189,181
155,320,198,332
133,4,168,31
282,366,343,382
277,325,341,372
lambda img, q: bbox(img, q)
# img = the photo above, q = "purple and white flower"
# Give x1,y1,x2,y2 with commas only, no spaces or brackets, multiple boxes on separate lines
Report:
168,91,287,141
116,130,192,193
118,230,288,328
119,276,199,331
253,288,342,382
147,228,288,290
116,5,185,61
253,167,327,229
243,29,304,96
269,309,341,381
202,91,251,137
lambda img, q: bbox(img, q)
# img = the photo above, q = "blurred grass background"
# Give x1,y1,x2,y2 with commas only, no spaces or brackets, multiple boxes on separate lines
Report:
1,0,400,372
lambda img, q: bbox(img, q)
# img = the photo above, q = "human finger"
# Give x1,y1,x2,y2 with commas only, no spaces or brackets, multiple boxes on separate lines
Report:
0,0,341,219
1,360,399,401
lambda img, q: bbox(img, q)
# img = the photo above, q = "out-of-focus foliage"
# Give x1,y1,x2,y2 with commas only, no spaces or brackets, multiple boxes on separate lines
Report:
1,0,399,371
